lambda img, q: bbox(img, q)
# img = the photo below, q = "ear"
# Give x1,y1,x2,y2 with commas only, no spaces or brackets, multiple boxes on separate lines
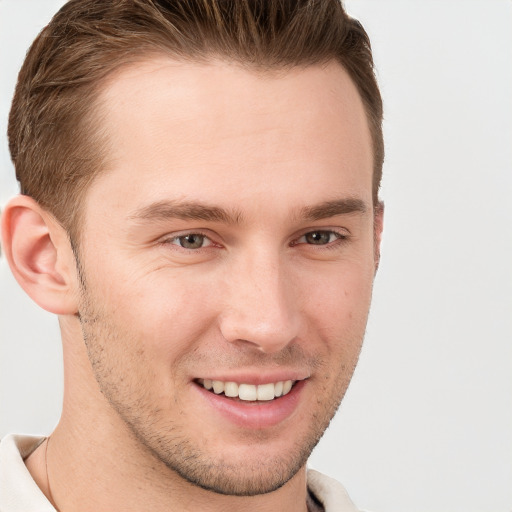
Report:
373,201,384,272
1,195,79,315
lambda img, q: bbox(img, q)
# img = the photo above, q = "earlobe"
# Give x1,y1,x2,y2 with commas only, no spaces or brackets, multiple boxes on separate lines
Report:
1,195,79,315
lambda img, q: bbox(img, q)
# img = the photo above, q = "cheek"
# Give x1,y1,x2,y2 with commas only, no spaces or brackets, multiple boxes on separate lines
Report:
296,258,375,379
299,260,375,324
96,270,220,363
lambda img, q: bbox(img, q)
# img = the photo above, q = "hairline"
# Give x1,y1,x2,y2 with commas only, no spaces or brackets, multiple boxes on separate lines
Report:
62,52,381,250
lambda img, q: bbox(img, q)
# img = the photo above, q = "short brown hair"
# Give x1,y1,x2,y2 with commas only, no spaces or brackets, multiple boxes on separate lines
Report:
8,0,383,242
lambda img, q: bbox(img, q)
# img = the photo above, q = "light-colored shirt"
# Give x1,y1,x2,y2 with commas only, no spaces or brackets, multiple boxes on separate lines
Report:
0,434,360,511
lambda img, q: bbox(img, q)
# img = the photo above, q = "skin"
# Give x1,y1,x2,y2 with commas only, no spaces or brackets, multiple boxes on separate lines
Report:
2,58,383,512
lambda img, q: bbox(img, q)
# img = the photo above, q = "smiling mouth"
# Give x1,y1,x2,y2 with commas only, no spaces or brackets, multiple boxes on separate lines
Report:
196,378,297,402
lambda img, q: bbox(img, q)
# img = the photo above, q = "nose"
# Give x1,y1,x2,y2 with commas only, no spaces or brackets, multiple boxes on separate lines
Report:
219,249,300,353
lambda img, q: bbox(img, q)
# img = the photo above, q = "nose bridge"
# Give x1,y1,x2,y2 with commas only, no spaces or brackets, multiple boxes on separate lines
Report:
219,245,300,353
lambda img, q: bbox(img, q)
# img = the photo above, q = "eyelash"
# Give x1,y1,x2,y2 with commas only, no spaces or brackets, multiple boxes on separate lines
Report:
161,229,348,251
162,231,216,250
292,230,348,248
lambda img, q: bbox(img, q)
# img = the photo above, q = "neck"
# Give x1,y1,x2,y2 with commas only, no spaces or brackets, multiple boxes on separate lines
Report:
27,416,309,512
28,318,310,512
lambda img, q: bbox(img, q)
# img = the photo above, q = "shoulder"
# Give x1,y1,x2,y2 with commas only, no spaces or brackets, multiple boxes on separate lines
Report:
0,434,55,511
307,468,362,512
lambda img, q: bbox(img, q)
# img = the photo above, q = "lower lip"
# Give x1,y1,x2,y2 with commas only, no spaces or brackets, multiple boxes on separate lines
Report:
194,380,306,429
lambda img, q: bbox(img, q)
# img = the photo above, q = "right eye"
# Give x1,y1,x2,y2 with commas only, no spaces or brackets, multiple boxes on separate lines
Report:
168,233,213,250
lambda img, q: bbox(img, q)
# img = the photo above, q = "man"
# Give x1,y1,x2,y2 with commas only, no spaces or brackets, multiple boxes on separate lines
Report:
0,0,383,510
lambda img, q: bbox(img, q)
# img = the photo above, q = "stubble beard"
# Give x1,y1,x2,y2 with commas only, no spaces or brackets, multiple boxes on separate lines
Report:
76,275,360,497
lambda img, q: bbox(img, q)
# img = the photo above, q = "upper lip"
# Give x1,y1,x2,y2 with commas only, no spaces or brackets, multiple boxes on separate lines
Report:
194,371,309,386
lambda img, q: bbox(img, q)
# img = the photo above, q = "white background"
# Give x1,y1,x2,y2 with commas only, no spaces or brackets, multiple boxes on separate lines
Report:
1,1,511,511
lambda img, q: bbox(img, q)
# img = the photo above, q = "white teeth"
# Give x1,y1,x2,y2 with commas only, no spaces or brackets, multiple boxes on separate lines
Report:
212,380,224,394
224,382,239,398
257,383,275,401
200,379,296,401
238,383,258,401
283,380,293,395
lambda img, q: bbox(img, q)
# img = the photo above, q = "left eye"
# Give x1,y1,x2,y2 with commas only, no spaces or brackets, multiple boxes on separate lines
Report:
298,230,342,245
170,233,213,249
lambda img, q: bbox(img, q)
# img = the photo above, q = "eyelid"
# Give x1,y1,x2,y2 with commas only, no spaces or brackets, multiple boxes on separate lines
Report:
291,228,350,247
171,235,212,248
159,229,221,249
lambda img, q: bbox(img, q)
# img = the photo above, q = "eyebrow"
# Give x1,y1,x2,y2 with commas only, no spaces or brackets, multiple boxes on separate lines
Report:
300,198,369,221
129,197,369,225
129,200,243,225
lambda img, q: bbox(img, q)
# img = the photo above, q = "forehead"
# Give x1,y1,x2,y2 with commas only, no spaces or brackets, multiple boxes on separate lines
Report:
87,57,373,219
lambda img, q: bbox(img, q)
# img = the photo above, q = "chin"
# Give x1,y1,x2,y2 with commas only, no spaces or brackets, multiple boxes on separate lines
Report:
162,448,308,496
134,422,324,496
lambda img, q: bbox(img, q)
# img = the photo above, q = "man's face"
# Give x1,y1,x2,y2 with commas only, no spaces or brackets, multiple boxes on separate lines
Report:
75,58,380,495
